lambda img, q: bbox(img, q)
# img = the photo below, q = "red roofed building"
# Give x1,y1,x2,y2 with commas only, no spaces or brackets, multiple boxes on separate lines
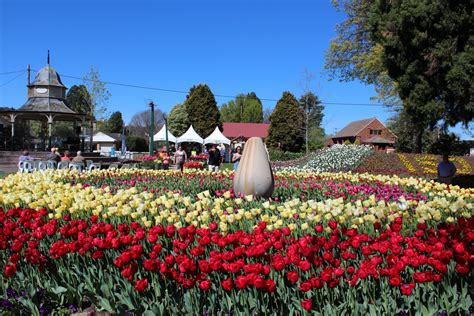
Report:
330,117,397,151
222,122,270,142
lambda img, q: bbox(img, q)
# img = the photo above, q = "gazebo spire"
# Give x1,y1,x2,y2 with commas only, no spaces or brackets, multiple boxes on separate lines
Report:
47,49,50,65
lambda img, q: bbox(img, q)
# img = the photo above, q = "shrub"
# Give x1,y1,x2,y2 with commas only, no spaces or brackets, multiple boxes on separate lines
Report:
126,136,148,152
269,149,305,161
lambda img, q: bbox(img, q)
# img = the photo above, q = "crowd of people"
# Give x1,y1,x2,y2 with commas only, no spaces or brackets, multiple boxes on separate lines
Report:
19,147,85,164
18,146,459,184
172,143,243,172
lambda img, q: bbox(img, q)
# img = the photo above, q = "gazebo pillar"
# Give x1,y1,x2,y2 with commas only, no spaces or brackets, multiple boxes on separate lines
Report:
80,118,85,152
47,115,54,149
90,120,94,152
9,114,16,150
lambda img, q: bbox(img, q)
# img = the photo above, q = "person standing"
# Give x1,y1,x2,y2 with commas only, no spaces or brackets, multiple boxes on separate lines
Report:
232,146,242,171
218,144,226,163
208,144,221,172
174,145,187,172
437,154,457,184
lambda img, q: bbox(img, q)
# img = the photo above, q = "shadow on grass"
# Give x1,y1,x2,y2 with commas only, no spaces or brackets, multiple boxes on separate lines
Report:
452,174,474,188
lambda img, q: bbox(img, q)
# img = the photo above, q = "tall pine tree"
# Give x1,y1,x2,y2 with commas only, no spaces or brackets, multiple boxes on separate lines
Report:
267,92,305,152
104,111,124,133
184,84,221,137
66,85,91,114
369,0,473,152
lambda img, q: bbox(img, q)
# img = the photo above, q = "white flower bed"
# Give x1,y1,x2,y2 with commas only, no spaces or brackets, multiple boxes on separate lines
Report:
282,144,373,173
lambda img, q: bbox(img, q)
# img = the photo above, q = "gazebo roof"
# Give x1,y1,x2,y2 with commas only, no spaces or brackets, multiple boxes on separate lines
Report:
30,65,66,88
19,97,75,113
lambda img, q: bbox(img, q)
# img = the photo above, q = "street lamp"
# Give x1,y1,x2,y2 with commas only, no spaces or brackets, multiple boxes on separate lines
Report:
163,113,169,156
148,101,155,156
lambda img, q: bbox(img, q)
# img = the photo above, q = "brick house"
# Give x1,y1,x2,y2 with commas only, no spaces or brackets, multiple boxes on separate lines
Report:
331,117,397,151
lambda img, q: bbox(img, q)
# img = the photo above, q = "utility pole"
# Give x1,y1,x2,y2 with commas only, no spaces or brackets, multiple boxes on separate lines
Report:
148,101,155,156
305,103,309,154
163,114,169,156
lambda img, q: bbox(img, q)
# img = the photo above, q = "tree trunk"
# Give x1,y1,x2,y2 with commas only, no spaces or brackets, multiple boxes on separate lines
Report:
413,128,423,153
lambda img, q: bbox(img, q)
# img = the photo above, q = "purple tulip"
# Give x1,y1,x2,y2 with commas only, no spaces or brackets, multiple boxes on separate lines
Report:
6,288,16,298
0,299,14,309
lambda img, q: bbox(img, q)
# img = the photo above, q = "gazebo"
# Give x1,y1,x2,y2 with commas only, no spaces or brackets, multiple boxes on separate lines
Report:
0,55,94,151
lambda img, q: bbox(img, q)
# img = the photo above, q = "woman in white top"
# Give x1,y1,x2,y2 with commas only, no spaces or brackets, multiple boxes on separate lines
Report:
174,146,187,172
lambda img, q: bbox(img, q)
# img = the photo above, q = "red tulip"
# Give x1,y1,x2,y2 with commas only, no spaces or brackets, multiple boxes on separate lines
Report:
199,280,211,291
134,278,149,292
301,299,312,311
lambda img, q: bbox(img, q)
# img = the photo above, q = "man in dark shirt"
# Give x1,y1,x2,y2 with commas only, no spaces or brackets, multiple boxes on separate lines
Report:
208,144,221,172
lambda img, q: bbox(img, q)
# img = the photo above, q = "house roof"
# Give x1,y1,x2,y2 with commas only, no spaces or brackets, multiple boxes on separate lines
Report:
364,136,395,144
93,132,121,142
334,118,377,138
222,122,270,140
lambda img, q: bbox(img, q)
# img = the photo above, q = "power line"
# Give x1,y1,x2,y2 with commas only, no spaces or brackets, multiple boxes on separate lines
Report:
0,70,26,75
26,68,388,107
0,71,25,87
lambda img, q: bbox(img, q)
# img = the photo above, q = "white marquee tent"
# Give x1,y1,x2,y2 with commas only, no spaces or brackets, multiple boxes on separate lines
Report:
153,124,177,143
177,125,203,144
204,126,230,145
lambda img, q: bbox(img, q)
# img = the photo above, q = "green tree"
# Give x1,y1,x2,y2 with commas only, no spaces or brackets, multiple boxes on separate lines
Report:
325,0,400,106
369,0,473,151
267,92,305,152
386,109,438,153
83,66,111,120
241,92,263,123
184,84,221,137
104,111,124,133
66,85,91,114
220,100,240,122
220,92,263,123
299,92,325,152
167,103,189,137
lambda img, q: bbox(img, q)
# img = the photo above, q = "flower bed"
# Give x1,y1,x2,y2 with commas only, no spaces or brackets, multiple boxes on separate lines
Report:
355,153,474,184
281,145,374,173
183,161,205,170
0,170,472,314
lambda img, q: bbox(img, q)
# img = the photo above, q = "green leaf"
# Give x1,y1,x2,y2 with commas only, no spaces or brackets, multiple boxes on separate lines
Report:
98,297,113,312
52,286,67,294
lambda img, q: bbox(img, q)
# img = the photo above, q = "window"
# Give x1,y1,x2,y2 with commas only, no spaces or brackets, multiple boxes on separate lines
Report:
370,129,382,135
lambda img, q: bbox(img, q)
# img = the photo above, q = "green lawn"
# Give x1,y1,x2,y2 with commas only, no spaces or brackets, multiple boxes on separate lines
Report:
221,163,233,170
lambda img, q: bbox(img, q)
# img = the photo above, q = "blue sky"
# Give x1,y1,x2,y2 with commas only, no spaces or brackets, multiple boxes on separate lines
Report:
0,0,470,138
